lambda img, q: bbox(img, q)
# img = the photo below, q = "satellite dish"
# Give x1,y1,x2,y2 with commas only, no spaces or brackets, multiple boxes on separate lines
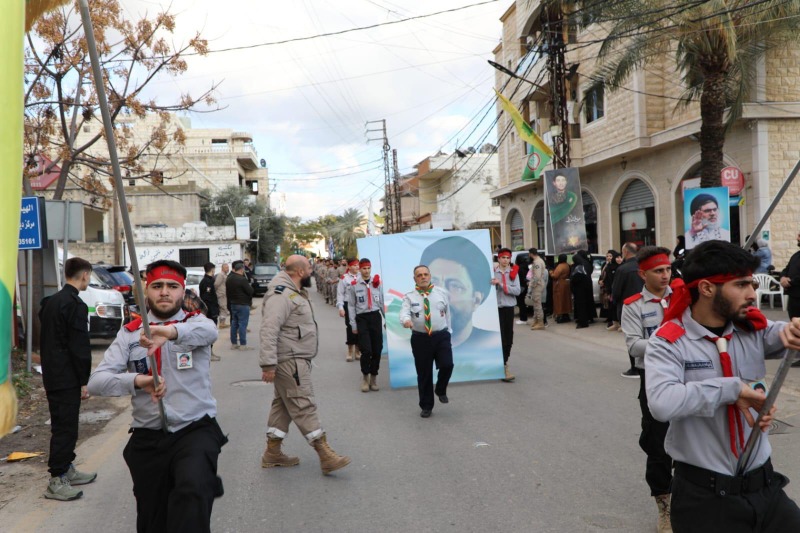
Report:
260,159,266,168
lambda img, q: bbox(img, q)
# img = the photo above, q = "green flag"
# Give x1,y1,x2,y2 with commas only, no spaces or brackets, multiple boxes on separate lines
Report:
521,145,551,182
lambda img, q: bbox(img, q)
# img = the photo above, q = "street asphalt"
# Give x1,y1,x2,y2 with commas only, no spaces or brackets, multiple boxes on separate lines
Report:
3,289,800,532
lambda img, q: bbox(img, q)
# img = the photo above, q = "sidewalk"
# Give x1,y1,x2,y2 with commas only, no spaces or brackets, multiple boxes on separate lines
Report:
512,305,800,398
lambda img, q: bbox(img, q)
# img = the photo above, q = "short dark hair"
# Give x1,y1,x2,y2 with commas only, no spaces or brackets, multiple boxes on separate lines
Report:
528,248,539,256
203,262,215,274
231,260,244,271
65,257,92,279
413,264,429,275
420,236,490,303
689,193,718,214
146,259,187,280
683,241,759,301
636,246,671,264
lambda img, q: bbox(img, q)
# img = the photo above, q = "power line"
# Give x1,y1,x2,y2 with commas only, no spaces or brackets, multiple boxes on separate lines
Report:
270,158,383,175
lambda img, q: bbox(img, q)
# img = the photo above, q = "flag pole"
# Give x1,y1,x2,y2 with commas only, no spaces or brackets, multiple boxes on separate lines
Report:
77,0,167,431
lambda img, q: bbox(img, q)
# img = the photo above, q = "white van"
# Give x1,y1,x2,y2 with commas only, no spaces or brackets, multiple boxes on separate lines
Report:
84,270,126,339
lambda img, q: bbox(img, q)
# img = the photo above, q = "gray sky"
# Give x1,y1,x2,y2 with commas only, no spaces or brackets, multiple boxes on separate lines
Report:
125,0,509,219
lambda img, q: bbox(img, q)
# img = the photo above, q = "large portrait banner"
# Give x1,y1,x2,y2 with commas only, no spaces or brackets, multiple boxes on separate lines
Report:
358,230,505,388
684,186,731,250
544,168,588,255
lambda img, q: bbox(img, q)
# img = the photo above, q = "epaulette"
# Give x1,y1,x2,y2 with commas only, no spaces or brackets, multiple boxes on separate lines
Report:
125,317,143,332
273,285,286,294
624,293,643,305
656,321,685,343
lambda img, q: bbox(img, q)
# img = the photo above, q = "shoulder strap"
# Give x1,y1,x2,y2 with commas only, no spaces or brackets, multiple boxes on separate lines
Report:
655,321,685,343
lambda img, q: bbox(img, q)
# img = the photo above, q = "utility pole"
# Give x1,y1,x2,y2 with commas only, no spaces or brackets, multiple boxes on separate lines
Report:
366,119,400,234
392,148,402,233
545,3,570,169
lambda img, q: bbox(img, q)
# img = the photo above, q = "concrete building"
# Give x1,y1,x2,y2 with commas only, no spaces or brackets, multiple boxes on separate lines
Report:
491,1,800,268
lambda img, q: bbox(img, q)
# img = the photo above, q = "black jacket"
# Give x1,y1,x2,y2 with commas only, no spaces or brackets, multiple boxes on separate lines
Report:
611,257,644,305
226,271,254,306
38,284,91,392
782,250,800,297
199,274,220,319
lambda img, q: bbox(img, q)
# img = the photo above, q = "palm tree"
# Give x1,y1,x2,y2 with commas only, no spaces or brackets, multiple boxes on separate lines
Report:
567,0,800,187
333,208,366,257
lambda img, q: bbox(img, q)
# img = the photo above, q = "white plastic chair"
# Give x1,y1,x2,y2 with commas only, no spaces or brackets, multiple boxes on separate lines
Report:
753,273,786,311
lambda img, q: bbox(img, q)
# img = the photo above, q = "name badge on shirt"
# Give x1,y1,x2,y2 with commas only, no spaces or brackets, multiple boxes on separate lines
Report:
176,351,193,369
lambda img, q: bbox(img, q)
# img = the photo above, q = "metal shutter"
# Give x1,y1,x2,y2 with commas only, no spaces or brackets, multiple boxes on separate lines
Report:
533,202,544,224
510,210,524,230
619,180,654,212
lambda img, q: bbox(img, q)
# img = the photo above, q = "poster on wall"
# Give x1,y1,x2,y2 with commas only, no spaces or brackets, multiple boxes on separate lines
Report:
543,168,588,255
684,186,730,250
358,230,504,388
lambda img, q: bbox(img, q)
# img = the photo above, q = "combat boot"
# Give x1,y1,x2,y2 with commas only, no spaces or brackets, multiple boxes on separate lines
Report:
501,364,516,382
311,434,351,475
369,374,379,391
346,345,354,362
261,437,300,468
530,319,545,330
655,494,672,532
44,475,83,501
354,347,361,360
361,374,370,393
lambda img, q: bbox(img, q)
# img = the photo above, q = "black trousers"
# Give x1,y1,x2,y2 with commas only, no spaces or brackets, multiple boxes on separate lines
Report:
498,306,515,363
411,330,454,411
637,369,672,496
356,311,383,375
788,296,800,320
571,275,595,326
123,416,227,533
516,290,529,322
671,460,800,532
46,386,81,477
342,302,358,345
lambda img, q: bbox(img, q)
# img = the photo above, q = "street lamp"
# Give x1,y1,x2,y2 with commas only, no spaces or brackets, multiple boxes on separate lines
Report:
488,60,543,88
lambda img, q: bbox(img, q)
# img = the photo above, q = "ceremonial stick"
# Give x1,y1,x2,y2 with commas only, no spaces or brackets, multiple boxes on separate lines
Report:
77,0,167,431
736,350,798,476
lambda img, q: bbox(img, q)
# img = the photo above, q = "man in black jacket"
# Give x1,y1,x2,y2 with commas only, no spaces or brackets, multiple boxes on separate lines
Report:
781,231,800,321
611,242,644,378
226,260,255,350
199,262,221,361
39,257,97,501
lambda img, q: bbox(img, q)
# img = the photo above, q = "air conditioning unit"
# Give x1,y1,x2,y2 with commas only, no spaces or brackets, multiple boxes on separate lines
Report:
491,198,501,207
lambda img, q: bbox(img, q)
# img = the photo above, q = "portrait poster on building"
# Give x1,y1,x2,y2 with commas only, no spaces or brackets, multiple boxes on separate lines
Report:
358,230,504,388
543,168,588,255
683,186,730,250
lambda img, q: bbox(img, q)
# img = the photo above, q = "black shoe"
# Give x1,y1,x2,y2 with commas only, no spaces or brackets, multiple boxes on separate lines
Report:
621,368,640,379
420,409,432,418
438,395,449,404
576,323,589,329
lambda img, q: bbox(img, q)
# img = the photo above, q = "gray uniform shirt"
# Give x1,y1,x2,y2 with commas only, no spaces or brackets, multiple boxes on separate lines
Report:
337,272,358,310
494,265,521,308
646,308,786,475
399,286,452,334
621,286,672,369
87,310,218,432
348,276,384,326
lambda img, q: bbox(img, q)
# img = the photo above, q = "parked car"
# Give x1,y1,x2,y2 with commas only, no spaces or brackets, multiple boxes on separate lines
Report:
185,267,205,298
252,263,280,296
85,270,127,338
92,264,135,305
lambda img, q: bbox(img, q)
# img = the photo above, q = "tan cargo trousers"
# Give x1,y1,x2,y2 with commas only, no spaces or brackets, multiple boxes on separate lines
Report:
266,358,323,442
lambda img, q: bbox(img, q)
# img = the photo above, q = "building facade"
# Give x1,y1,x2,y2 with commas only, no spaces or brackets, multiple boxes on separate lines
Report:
492,1,800,268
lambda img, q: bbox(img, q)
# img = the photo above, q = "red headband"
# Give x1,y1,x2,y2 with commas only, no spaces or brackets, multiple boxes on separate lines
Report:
348,260,359,267
146,266,186,287
639,254,670,272
498,251,512,258
662,273,752,324
359,259,371,267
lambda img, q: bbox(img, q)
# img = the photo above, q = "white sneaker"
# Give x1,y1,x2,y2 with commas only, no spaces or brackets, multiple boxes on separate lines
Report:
515,320,527,325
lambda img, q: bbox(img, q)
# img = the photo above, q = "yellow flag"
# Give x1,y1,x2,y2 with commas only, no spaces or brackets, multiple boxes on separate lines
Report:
494,89,554,158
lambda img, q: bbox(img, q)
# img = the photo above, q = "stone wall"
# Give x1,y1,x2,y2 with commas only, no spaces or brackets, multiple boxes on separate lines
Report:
69,242,115,264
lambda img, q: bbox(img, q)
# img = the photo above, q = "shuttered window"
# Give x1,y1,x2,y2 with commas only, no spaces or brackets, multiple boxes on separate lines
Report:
510,209,524,250
619,180,654,212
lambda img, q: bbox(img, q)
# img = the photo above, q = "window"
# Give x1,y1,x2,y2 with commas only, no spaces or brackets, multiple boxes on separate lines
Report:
584,85,604,123
179,248,210,268
246,180,259,195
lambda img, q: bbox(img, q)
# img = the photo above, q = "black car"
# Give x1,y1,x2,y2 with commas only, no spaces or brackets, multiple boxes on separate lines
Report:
251,263,280,296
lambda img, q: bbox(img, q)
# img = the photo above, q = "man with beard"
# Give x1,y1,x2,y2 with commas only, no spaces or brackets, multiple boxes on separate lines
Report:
780,230,800,321
685,194,730,249
646,240,800,531
613,242,644,378
214,262,230,328
259,255,350,474
88,260,226,533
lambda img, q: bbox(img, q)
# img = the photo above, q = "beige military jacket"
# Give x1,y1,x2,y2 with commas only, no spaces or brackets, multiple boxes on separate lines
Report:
259,270,318,370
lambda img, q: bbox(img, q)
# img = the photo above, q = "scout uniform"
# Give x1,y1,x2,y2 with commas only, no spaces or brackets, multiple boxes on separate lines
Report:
494,254,521,381
336,261,360,361
348,264,384,391
646,304,800,531
399,285,453,416
259,269,350,474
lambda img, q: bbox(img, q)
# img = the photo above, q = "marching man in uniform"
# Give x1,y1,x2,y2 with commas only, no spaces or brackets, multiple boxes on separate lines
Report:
620,246,674,532
400,265,454,418
646,240,800,531
336,258,361,362
349,258,385,393
492,248,520,382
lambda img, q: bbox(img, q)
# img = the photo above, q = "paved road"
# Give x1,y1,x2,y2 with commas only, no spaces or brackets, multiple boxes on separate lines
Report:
5,289,800,532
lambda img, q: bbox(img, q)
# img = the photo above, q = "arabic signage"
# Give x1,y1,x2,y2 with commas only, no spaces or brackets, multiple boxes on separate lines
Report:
19,196,46,250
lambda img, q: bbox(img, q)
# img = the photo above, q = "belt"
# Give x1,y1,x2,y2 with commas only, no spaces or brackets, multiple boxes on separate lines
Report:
357,310,381,316
411,329,449,337
674,460,774,496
